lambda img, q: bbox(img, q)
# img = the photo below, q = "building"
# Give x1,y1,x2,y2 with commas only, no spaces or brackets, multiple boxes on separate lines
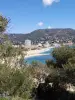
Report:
43,41,50,47
63,41,73,46
67,41,73,46
25,39,31,46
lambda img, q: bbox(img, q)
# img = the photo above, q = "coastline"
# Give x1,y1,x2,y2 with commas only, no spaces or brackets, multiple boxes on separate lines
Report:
25,47,54,58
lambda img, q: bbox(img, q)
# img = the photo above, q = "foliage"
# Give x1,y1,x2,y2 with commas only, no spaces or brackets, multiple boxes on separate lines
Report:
0,98,8,100
52,47,75,67
35,46,75,100
45,46,75,86
46,47,75,68
0,15,9,33
35,67,75,100
0,15,36,100
0,44,23,58
31,61,39,67
11,96,25,100
46,59,55,68
0,65,35,99
68,57,75,65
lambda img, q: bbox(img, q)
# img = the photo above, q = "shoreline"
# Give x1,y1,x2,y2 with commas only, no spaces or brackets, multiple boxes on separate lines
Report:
25,46,54,59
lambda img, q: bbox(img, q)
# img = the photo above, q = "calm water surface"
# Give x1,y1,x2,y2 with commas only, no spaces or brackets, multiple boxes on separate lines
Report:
25,45,75,64
25,48,54,64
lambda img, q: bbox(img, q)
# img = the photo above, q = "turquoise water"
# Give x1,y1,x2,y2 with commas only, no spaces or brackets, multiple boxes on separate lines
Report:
25,45,75,64
25,48,54,64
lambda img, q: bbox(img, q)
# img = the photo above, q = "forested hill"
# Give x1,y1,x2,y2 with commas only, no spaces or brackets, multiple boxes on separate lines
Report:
8,28,75,44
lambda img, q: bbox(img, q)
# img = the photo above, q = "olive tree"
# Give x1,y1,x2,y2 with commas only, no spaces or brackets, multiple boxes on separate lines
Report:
46,47,75,68
0,15,9,33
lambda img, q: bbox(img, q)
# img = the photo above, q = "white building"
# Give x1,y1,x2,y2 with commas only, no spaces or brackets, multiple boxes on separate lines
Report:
44,41,50,47
25,39,31,46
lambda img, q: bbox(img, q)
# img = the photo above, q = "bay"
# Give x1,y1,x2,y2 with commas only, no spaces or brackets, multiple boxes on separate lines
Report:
25,48,54,64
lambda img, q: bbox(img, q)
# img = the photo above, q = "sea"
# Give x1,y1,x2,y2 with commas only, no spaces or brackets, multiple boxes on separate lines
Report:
25,48,54,64
25,45,75,64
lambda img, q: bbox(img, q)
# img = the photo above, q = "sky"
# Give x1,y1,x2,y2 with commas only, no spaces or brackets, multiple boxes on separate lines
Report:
0,0,75,33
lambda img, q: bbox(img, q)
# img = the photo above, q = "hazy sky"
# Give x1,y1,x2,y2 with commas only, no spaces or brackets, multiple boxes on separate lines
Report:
0,0,75,33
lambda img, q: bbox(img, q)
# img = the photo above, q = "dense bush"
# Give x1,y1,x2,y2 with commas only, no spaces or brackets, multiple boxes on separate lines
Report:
35,46,75,100
0,98,8,100
0,65,35,99
0,15,9,33
46,47,75,68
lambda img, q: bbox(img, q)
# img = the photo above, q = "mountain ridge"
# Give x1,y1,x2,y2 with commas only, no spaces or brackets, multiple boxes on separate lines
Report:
8,28,75,44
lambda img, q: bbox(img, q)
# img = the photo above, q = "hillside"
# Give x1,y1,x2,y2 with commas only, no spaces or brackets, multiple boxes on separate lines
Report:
8,28,75,44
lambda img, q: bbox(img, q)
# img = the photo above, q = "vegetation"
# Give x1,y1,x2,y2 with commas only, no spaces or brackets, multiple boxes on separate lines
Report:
46,46,75,68
1,14,75,100
34,46,75,100
0,98,8,100
0,15,9,33
0,15,36,100
0,65,35,99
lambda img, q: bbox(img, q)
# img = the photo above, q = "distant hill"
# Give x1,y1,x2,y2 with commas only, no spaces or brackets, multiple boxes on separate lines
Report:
8,28,75,44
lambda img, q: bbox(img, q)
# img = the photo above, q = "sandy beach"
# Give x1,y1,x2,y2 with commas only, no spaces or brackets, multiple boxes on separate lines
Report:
25,47,54,58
